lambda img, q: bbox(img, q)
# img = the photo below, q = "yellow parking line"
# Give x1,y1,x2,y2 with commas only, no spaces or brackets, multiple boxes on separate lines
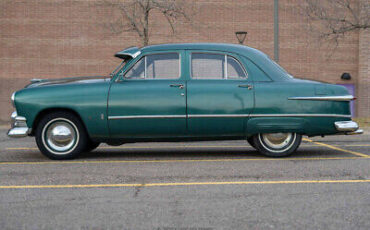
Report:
303,138,369,158
1,179,369,189
5,147,38,150
0,156,367,166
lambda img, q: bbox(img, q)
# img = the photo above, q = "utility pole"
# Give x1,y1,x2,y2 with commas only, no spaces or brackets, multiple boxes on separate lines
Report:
274,0,279,62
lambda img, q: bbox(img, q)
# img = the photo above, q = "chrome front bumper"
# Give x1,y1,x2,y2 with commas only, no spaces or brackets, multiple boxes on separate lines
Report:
7,111,30,138
334,121,363,135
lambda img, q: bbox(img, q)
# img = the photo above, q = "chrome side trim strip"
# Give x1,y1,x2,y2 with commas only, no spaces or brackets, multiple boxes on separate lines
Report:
188,114,249,118
192,114,352,118
288,95,354,101
250,114,351,118
109,114,351,119
108,115,186,120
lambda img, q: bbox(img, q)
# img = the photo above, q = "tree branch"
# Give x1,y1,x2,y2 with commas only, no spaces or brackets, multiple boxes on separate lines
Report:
303,0,369,45
95,0,195,46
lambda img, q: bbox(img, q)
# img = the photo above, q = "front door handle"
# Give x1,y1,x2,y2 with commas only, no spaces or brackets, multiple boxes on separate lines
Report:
170,84,184,89
238,84,253,90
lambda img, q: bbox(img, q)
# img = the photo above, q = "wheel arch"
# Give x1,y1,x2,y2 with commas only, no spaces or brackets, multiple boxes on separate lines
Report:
246,117,308,135
30,108,88,137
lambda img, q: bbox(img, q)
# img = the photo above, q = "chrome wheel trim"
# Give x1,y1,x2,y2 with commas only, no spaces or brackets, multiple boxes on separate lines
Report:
46,122,75,152
258,133,296,153
41,118,79,155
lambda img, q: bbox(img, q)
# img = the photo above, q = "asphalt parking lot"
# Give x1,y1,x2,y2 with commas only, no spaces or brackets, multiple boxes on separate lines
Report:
0,127,369,230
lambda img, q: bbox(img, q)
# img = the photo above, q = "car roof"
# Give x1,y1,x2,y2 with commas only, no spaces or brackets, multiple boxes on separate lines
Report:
116,43,268,60
141,43,264,56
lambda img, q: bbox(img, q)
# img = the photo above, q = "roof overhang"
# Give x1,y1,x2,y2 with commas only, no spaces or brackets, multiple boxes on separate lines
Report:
115,46,141,59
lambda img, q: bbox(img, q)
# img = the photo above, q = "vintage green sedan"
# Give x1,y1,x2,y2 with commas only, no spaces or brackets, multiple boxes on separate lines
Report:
8,43,362,159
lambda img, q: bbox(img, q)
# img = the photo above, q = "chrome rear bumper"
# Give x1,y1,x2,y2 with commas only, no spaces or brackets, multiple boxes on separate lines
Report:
345,129,363,135
334,121,363,135
7,111,30,138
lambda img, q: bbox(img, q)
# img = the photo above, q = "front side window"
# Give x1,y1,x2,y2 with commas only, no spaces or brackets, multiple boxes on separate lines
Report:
111,60,127,78
124,53,180,79
125,58,145,79
191,53,247,79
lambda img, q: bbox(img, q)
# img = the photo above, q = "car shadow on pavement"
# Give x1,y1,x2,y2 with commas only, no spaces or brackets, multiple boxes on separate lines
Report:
77,147,351,160
79,149,262,159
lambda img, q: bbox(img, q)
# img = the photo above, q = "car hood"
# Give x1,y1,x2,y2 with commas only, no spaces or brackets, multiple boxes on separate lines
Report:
25,76,111,88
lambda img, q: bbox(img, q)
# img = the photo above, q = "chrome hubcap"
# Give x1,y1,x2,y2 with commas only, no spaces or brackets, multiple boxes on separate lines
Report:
45,121,77,153
261,133,293,149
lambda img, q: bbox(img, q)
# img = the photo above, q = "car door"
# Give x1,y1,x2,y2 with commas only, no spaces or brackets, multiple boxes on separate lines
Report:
108,51,187,138
186,51,254,136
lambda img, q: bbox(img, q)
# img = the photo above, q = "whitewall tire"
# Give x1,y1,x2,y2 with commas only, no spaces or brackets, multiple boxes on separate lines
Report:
252,132,302,157
35,112,88,160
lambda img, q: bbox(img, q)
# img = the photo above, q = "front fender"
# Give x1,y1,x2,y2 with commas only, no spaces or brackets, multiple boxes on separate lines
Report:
14,82,110,138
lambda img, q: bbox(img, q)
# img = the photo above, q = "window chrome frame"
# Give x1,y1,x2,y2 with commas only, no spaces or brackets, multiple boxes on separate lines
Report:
118,52,182,81
189,52,248,80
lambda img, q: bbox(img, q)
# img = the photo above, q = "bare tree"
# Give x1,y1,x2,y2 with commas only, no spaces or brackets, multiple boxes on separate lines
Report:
96,0,194,46
303,0,369,45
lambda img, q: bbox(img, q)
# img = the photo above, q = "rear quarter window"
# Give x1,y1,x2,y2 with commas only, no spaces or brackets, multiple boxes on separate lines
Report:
243,57,272,82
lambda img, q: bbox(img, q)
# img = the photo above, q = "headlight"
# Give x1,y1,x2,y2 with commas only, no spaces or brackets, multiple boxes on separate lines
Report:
11,92,16,108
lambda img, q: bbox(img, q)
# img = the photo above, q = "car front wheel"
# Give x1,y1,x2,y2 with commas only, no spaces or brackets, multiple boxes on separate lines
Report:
35,112,88,160
85,140,100,152
252,132,302,157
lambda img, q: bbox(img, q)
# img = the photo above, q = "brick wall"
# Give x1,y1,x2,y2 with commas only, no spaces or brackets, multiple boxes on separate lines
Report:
0,0,368,123
358,0,370,117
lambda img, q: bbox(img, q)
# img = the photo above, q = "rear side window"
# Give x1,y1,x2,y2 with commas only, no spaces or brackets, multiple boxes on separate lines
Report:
191,53,247,79
125,53,180,79
191,53,224,79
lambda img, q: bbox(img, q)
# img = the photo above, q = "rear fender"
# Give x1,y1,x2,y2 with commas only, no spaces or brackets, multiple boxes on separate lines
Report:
246,117,308,135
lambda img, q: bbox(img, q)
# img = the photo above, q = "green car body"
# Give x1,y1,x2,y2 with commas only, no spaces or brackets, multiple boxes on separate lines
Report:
8,43,362,158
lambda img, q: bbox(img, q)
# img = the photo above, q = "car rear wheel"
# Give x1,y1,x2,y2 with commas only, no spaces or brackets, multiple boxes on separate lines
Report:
253,132,302,157
35,112,88,160
247,136,256,149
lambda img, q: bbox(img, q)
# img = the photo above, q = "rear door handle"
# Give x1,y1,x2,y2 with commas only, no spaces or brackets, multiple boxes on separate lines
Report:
170,84,184,89
238,84,253,90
